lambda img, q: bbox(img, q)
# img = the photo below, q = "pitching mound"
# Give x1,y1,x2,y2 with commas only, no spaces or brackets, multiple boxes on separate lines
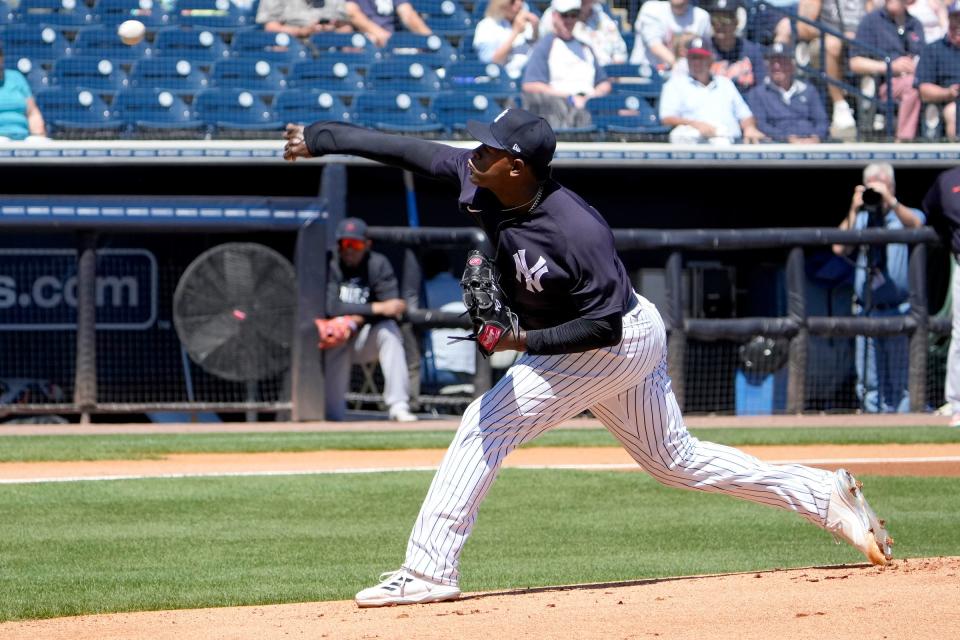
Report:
3,557,957,639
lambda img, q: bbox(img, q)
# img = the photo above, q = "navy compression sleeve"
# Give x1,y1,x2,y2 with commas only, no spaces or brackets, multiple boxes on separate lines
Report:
303,121,454,180
525,312,622,355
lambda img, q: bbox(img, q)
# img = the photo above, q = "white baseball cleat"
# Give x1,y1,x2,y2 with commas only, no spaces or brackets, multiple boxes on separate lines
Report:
825,469,894,566
355,569,461,607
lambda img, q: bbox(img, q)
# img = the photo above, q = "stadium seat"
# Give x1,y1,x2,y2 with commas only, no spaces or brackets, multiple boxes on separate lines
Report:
377,32,458,67
14,57,51,92
52,56,130,93
275,89,352,126
1,24,72,66
414,0,473,38
365,58,442,95
153,28,231,64
286,57,365,94
171,0,255,33
352,91,444,133
309,31,376,63
94,0,173,28
194,88,283,133
129,57,210,94
603,63,664,97
210,58,287,93
587,93,670,137
114,88,204,134
73,26,154,64
35,88,126,137
442,60,518,94
456,36,479,62
231,30,311,69
433,91,503,134
19,0,96,28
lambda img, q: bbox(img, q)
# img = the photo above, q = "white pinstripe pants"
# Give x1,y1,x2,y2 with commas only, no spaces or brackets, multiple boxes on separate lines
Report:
404,295,835,586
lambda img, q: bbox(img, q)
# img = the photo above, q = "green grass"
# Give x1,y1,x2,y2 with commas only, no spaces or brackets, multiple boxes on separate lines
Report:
0,470,958,621
0,426,958,462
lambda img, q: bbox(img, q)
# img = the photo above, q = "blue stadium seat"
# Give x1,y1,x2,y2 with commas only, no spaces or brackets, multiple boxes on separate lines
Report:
587,93,669,136
210,58,287,93
1,24,72,65
456,35,479,62
171,0,255,33
129,57,210,94
154,28,231,64
366,58,442,95
73,26,154,64
433,91,503,134
231,30,311,68
414,0,473,38
442,60,518,94
286,57,364,93
35,88,126,136
94,0,173,28
19,0,96,28
377,32,458,67
309,31,376,63
114,88,204,133
603,63,664,98
194,88,283,132
13,57,52,92
352,91,444,133
52,56,130,93
275,89,352,126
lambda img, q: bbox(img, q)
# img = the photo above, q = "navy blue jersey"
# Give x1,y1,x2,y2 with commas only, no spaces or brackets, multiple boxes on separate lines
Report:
430,147,635,330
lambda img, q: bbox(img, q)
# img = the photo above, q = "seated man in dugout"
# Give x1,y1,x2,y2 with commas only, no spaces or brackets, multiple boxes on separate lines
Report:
316,217,418,423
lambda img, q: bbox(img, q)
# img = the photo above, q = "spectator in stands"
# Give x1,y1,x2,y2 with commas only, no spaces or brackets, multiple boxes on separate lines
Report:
908,0,949,43
521,0,613,129
747,42,829,141
473,0,540,78
922,166,960,425
704,0,767,95
256,0,353,36
659,38,766,143
796,0,872,136
319,217,417,422
420,250,476,391
849,0,924,141
831,163,925,413
345,0,432,47
0,46,47,141
539,0,629,66
629,0,712,71
916,1,960,139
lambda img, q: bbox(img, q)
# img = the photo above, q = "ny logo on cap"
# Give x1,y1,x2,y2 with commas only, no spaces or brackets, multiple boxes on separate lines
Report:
512,143,522,153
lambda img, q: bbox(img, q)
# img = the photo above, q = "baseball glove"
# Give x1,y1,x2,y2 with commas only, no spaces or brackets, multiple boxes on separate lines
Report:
315,316,357,350
451,250,519,358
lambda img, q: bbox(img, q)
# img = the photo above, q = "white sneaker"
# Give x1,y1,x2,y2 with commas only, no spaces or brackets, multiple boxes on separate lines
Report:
825,469,894,565
355,569,461,607
832,101,856,130
388,404,418,423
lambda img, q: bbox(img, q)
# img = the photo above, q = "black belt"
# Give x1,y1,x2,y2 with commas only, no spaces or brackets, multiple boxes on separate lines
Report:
854,299,904,312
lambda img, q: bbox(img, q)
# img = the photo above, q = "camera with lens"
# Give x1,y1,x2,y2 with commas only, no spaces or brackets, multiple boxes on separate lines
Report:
860,187,885,227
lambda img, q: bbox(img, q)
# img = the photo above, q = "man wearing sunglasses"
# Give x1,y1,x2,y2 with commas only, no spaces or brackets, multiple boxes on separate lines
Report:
319,217,418,423
283,107,893,607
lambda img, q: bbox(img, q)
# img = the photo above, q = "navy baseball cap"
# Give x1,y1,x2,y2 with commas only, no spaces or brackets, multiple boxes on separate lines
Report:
765,42,796,59
336,217,368,241
466,108,556,173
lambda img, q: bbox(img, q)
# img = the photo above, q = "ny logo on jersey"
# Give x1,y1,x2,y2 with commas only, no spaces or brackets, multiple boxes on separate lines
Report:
513,249,548,293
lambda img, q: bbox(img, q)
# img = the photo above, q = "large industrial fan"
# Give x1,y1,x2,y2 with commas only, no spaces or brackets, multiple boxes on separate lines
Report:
173,242,296,384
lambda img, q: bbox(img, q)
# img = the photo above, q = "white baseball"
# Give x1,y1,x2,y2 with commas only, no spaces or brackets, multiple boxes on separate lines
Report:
117,20,146,46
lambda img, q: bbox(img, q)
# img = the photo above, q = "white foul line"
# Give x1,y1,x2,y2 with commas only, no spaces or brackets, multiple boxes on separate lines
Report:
0,455,958,485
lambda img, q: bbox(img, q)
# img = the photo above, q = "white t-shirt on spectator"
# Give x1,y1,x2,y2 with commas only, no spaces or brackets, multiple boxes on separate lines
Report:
539,3,628,66
659,72,752,139
629,0,711,67
474,16,536,78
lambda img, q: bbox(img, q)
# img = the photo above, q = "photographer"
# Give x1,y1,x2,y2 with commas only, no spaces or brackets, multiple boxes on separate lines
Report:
832,163,926,413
